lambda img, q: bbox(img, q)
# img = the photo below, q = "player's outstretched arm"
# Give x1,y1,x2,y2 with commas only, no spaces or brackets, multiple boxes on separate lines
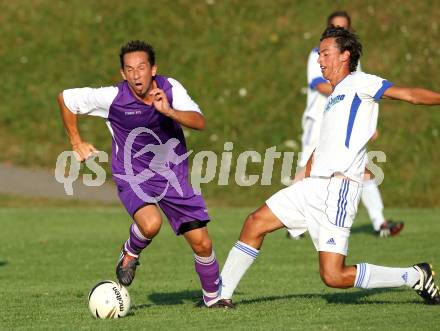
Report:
383,86,440,105
149,88,206,130
57,92,97,161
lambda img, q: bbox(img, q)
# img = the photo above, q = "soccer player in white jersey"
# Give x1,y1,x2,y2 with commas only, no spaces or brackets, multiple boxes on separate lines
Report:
295,11,403,238
216,27,440,308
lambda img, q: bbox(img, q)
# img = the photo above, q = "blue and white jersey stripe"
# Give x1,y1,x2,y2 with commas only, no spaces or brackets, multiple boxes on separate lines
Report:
345,94,362,148
310,72,393,182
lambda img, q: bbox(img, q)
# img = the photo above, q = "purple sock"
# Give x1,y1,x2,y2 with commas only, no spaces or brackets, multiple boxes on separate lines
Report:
194,251,220,306
124,223,151,257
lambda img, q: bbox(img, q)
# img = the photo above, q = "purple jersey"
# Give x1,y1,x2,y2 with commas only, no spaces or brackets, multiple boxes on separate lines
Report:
108,78,188,185
63,76,210,233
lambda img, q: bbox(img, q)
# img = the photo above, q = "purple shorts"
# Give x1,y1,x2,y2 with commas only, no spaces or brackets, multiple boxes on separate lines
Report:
116,180,210,235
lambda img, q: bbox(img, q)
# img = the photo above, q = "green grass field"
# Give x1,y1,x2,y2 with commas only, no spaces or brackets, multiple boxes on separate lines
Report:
1,206,439,330
1,1,439,329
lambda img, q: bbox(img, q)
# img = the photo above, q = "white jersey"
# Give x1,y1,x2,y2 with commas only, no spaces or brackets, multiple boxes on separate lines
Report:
311,71,393,182
299,48,363,167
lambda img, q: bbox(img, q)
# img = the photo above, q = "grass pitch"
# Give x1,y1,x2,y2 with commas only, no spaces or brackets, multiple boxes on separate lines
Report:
1,207,439,330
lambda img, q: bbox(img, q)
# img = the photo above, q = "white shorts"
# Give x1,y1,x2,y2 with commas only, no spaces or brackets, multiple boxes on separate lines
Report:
298,117,322,167
266,177,362,255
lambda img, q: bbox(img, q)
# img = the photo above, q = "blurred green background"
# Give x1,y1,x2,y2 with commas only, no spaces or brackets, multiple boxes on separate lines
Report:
1,0,439,206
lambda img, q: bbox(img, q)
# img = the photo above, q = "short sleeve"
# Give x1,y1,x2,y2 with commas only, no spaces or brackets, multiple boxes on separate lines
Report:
62,86,118,118
307,48,327,90
168,78,202,114
357,73,393,102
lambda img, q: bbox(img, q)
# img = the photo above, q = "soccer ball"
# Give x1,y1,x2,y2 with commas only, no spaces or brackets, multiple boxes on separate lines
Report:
88,280,131,319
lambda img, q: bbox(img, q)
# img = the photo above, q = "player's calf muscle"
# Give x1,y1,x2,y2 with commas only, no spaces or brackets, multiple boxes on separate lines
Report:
320,266,356,288
239,213,265,242
183,227,213,256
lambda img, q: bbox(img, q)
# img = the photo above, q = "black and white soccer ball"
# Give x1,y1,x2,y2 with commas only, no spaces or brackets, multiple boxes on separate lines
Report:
88,280,131,319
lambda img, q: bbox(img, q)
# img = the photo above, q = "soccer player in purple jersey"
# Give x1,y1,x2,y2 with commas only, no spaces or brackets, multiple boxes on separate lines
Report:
57,40,220,307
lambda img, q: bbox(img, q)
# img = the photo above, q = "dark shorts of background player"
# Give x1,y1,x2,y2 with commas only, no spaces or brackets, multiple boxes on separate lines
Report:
116,182,210,235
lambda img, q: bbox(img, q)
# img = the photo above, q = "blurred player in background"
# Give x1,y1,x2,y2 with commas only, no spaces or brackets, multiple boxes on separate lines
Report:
292,11,403,238
57,41,221,307
217,26,440,308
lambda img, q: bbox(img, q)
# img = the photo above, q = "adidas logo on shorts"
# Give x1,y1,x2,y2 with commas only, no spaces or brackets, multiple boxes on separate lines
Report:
326,238,336,245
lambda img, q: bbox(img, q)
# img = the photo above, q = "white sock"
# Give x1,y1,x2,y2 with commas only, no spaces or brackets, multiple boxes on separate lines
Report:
361,179,386,231
355,263,420,289
220,241,259,300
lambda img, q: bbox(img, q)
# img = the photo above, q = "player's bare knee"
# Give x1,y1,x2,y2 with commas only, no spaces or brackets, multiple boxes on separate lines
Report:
191,237,212,256
137,218,161,238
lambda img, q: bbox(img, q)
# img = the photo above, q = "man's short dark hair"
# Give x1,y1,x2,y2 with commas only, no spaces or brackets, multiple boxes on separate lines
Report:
327,11,352,30
119,40,155,68
320,27,362,72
